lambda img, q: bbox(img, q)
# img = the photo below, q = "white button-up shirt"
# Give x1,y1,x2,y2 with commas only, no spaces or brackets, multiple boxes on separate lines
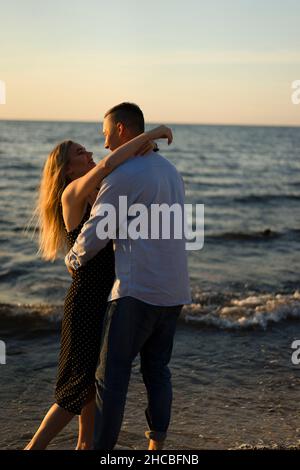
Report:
65,152,192,306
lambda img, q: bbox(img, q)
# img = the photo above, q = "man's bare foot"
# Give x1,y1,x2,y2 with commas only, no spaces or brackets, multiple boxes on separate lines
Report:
148,439,165,450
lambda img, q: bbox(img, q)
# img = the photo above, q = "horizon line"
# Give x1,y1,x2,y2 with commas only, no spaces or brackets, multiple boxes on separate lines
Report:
0,117,299,129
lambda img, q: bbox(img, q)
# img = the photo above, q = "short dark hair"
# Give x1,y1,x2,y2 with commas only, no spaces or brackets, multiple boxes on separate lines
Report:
104,102,145,133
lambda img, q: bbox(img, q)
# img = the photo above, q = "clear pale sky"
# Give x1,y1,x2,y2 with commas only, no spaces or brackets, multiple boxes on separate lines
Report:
1,0,300,125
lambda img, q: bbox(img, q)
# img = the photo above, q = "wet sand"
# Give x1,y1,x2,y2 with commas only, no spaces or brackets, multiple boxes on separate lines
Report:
1,321,300,450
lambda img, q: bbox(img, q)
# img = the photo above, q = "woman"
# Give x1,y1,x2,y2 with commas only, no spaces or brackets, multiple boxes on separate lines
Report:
24,125,173,450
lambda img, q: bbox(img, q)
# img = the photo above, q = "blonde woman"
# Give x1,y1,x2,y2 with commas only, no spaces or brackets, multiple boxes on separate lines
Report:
24,125,173,450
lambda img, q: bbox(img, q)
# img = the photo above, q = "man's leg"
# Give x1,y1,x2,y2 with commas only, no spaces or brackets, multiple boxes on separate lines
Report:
140,305,182,449
93,297,157,450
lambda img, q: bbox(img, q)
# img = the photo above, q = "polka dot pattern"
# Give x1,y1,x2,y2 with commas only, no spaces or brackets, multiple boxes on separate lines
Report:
55,204,115,415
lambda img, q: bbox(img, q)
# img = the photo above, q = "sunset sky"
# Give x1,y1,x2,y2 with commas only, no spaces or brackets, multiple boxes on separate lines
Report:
1,0,300,125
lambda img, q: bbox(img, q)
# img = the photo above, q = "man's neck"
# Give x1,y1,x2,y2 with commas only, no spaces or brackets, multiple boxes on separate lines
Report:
121,131,142,147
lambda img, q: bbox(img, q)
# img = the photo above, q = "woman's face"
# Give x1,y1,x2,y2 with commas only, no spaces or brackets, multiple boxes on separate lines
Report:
66,142,95,180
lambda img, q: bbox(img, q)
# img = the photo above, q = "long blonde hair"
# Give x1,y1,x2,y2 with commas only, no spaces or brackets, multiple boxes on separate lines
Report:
34,140,73,261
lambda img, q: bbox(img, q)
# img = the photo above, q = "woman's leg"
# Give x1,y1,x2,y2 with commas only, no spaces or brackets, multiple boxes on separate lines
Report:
148,439,165,450
24,403,74,450
76,393,96,450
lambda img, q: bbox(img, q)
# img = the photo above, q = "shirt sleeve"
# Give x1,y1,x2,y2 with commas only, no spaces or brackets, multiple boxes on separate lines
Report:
65,169,134,271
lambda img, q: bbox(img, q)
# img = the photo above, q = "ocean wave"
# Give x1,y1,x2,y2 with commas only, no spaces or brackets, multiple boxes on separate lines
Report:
4,162,38,170
0,302,62,336
183,290,300,330
186,192,300,207
206,228,280,242
233,194,300,204
1,290,300,335
204,228,300,243
187,193,300,205
0,267,31,282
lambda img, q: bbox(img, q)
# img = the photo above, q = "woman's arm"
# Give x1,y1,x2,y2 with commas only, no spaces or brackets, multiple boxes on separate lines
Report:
62,125,173,204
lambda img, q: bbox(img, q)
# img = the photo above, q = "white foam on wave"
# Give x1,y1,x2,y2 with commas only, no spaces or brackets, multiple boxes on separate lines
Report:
0,302,63,325
1,291,300,332
183,291,300,329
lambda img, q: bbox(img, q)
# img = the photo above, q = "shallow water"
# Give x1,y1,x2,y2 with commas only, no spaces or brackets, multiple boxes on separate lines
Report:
1,323,299,449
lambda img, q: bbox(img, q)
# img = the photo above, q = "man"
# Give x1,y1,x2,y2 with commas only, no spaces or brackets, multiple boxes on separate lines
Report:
65,102,191,450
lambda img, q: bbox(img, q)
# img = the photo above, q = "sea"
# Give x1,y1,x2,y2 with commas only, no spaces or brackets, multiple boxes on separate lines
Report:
0,120,300,449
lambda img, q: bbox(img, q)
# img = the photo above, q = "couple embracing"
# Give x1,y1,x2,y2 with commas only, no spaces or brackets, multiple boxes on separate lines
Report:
25,102,191,451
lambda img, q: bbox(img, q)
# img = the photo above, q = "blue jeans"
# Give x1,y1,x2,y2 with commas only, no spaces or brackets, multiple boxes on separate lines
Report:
93,296,182,450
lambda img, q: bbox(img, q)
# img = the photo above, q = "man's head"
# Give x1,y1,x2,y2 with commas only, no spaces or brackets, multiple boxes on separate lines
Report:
103,102,145,151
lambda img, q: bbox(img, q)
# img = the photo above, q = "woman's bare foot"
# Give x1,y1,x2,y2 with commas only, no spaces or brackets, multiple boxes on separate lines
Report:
75,442,92,450
23,403,74,450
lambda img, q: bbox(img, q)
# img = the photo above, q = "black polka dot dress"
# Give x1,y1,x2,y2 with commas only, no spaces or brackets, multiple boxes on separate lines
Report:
55,204,115,415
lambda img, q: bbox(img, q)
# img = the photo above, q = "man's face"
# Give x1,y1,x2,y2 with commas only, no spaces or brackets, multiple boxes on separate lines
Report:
102,116,123,151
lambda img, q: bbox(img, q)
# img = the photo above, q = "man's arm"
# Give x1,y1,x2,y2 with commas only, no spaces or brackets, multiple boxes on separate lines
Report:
65,168,135,271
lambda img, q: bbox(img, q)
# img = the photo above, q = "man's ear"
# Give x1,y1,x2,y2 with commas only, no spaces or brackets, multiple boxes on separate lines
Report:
116,122,125,137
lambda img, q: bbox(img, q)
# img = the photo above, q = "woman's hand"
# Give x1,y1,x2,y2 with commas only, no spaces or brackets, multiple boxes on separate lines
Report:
136,140,159,156
147,125,173,145
67,265,76,278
